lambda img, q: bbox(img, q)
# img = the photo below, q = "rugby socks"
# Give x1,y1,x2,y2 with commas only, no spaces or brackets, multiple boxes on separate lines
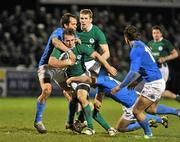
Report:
145,114,162,123
138,117,152,136
77,110,85,123
156,104,179,116
83,104,93,129
35,100,46,123
127,122,141,131
127,114,162,131
92,108,110,130
67,100,77,125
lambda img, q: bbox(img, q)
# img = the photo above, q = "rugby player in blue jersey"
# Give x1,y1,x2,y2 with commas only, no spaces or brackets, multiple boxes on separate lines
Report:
34,13,78,133
111,25,166,138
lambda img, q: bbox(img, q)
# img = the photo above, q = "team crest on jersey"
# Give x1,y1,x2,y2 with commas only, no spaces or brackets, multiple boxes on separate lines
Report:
158,46,163,51
89,38,95,44
77,55,82,60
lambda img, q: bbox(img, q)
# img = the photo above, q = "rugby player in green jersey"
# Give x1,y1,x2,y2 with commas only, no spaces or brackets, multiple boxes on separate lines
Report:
77,9,116,128
48,28,117,136
148,25,180,103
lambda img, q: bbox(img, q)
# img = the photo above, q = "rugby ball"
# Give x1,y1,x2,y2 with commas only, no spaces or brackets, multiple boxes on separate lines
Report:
59,52,69,60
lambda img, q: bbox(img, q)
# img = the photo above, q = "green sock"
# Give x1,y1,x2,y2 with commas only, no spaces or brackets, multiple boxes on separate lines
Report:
93,108,110,131
83,104,93,129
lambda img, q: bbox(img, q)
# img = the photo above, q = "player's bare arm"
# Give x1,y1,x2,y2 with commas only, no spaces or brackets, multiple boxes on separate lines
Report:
52,37,76,61
99,44,110,60
48,56,75,68
158,48,179,63
90,51,117,76
66,76,93,86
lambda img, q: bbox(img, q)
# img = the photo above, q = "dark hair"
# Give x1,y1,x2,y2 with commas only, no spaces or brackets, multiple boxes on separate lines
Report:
63,28,75,38
152,25,162,32
60,13,77,28
124,25,141,41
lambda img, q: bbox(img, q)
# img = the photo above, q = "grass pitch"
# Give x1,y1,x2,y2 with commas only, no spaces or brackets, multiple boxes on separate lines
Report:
0,97,180,142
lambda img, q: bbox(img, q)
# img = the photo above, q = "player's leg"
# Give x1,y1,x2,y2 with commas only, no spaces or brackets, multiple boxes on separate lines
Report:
116,106,136,132
161,90,180,103
34,66,52,133
133,95,153,138
93,92,117,136
64,90,79,131
146,102,180,117
133,79,165,138
76,84,95,135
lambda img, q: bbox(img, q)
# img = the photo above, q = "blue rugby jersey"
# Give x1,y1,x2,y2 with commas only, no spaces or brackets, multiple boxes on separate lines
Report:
96,75,137,108
38,28,64,66
120,40,162,88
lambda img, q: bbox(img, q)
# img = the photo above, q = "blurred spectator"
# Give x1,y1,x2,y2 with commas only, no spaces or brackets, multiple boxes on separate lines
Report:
0,4,179,77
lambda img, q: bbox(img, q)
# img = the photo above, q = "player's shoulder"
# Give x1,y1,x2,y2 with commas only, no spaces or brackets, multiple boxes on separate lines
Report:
162,38,171,44
52,27,64,35
92,25,102,31
133,40,145,48
147,40,154,45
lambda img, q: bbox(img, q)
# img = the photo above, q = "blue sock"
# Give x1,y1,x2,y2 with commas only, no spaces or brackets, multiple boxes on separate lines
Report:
138,117,152,136
156,104,178,116
67,100,77,125
35,101,46,123
127,122,141,131
145,114,162,123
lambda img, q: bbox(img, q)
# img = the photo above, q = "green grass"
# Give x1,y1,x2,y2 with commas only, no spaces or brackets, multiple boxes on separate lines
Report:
0,97,180,142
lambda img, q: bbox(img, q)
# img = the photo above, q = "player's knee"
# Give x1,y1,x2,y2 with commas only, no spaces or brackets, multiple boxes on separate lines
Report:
132,107,139,117
77,92,88,106
42,83,52,97
145,107,156,114
116,127,126,132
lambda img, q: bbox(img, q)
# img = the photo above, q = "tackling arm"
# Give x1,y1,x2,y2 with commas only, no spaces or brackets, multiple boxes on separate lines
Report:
99,44,110,60
48,56,73,68
90,51,117,76
66,76,93,86
52,38,76,60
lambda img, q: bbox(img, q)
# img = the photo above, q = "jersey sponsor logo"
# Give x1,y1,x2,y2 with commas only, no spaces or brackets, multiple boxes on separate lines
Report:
158,46,163,51
89,38,95,44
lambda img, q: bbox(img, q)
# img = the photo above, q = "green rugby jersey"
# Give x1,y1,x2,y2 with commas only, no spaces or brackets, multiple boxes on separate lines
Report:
51,44,94,77
147,39,174,67
77,25,107,62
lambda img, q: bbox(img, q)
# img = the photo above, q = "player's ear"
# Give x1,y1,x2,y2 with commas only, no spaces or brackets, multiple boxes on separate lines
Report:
64,24,68,29
90,18,93,23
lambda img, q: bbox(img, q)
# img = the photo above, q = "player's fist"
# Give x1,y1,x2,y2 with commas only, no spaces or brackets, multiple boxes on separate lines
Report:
108,66,117,76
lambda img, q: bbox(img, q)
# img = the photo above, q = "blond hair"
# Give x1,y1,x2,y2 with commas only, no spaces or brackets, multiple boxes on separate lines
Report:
80,9,93,18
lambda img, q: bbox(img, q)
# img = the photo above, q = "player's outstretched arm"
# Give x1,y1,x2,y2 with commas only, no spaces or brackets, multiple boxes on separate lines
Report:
90,51,117,76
